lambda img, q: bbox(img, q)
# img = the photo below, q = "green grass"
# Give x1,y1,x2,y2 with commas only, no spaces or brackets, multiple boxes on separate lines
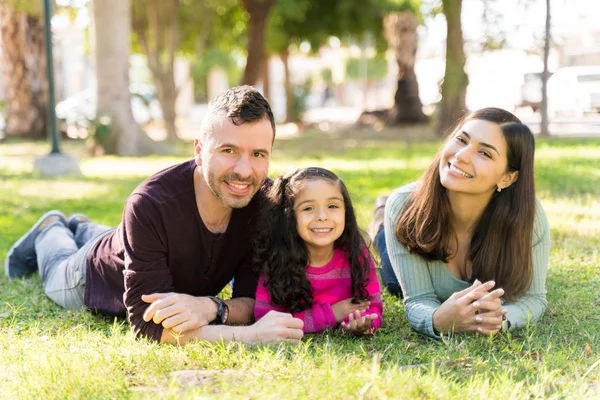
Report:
1,131,599,399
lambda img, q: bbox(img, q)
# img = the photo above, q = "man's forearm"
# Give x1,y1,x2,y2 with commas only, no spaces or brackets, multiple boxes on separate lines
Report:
160,324,257,345
225,297,255,325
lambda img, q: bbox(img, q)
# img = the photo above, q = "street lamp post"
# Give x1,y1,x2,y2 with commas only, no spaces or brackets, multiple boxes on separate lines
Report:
43,0,60,154
33,0,81,176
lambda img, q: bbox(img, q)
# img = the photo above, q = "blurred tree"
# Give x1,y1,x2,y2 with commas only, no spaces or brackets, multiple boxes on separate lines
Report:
131,0,180,140
240,0,277,85
265,0,387,122
132,0,240,139
93,0,156,155
0,0,47,138
383,2,427,124
438,0,468,134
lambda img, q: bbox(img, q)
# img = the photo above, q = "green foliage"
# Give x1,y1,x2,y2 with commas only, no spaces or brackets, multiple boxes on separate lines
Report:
1,134,599,398
1,0,42,15
287,78,312,122
266,0,397,56
345,56,389,81
190,49,243,102
320,68,334,86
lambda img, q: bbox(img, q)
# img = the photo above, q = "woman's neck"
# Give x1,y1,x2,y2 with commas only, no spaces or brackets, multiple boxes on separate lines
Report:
307,245,335,268
447,190,493,233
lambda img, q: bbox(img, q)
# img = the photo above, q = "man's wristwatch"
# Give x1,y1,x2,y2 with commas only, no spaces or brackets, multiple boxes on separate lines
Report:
500,315,511,333
207,296,229,325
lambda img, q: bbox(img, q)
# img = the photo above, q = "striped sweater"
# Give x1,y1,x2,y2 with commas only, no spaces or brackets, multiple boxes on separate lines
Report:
384,181,551,338
254,248,383,334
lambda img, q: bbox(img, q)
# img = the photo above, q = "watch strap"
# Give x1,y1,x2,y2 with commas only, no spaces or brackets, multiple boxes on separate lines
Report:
207,296,224,324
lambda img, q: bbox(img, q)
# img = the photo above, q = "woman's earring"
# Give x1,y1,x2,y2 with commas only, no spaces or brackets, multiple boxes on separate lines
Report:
497,187,502,192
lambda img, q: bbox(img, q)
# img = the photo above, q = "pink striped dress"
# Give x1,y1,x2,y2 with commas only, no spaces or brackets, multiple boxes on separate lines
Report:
254,248,383,334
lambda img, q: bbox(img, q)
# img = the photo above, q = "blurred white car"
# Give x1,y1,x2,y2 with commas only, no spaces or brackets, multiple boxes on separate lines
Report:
547,66,600,117
55,85,162,136
518,72,544,112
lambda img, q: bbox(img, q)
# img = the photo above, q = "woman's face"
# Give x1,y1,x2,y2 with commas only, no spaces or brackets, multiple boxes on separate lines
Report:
438,119,517,196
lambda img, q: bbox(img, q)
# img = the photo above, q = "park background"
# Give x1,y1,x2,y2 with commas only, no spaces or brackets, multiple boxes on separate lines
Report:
0,0,599,398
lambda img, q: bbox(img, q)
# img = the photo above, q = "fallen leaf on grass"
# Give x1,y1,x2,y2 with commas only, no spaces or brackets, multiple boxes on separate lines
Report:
585,343,593,357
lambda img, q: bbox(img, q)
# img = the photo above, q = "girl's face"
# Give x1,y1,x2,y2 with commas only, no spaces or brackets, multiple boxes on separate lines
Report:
439,119,518,197
293,179,346,256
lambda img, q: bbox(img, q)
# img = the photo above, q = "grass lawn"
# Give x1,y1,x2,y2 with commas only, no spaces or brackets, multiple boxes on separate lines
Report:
1,128,599,399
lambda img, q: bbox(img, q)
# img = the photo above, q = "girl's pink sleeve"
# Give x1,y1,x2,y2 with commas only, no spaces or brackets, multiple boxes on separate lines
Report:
342,254,384,335
254,274,285,320
291,302,337,333
254,274,337,333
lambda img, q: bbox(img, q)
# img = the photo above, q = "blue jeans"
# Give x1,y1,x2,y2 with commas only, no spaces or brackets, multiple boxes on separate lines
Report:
374,225,403,298
35,221,113,310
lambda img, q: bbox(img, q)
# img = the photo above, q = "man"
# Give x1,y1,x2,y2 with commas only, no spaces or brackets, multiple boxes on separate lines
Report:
5,86,304,345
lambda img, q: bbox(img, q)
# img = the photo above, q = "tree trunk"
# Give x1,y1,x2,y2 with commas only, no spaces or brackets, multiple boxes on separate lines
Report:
261,54,270,101
93,0,155,155
439,0,468,135
539,0,551,137
280,48,297,122
132,0,179,140
0,5,47,138
240,0,276,85
384,11,427,125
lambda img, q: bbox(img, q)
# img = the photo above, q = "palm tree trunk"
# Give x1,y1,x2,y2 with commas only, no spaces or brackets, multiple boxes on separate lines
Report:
93,0,156,155
0,5,48,138
439,0,468,135
384,11,427,125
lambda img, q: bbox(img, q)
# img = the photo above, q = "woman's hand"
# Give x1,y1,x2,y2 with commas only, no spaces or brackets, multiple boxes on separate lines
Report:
432,280,505,335
340,310,378,335
471,289,507,335
332,299,370,323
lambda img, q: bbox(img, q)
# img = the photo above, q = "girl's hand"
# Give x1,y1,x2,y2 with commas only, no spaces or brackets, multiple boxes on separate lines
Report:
341,310,378,335
332,299,370,323
432,279,501,335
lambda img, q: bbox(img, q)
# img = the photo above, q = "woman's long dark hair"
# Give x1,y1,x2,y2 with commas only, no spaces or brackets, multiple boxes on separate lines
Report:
253,167,371,313
395,108,536,302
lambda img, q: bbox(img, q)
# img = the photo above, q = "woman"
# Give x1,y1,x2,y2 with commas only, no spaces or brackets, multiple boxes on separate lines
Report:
373,108,550,338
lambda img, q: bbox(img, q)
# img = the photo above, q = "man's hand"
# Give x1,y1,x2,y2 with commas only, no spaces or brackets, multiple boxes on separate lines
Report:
331,299,370,323
246,311,304,345
432,280,505,335
341,310,378,335
142,292,217,334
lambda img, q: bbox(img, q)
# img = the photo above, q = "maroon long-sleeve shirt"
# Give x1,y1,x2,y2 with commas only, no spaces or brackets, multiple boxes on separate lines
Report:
84,160,267,341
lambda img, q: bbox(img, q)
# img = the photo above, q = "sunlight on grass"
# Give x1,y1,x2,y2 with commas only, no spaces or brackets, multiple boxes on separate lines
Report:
1,135,600,399
15,181,113,201
81,156,189,178
271,157,432,175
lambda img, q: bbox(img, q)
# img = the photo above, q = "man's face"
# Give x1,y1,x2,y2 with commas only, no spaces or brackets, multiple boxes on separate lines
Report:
194,117,273,209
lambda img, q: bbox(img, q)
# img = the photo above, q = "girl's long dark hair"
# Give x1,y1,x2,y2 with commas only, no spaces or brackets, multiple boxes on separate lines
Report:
395,108,536,302
253,167,371,313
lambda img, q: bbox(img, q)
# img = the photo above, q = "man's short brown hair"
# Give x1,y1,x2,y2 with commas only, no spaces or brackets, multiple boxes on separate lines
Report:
200,85,276,142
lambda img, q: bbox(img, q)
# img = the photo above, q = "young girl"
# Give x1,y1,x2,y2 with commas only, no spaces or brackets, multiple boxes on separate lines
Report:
254,167,383,335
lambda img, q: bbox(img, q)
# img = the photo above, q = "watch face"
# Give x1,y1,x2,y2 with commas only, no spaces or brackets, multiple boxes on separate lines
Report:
221,304,229,324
